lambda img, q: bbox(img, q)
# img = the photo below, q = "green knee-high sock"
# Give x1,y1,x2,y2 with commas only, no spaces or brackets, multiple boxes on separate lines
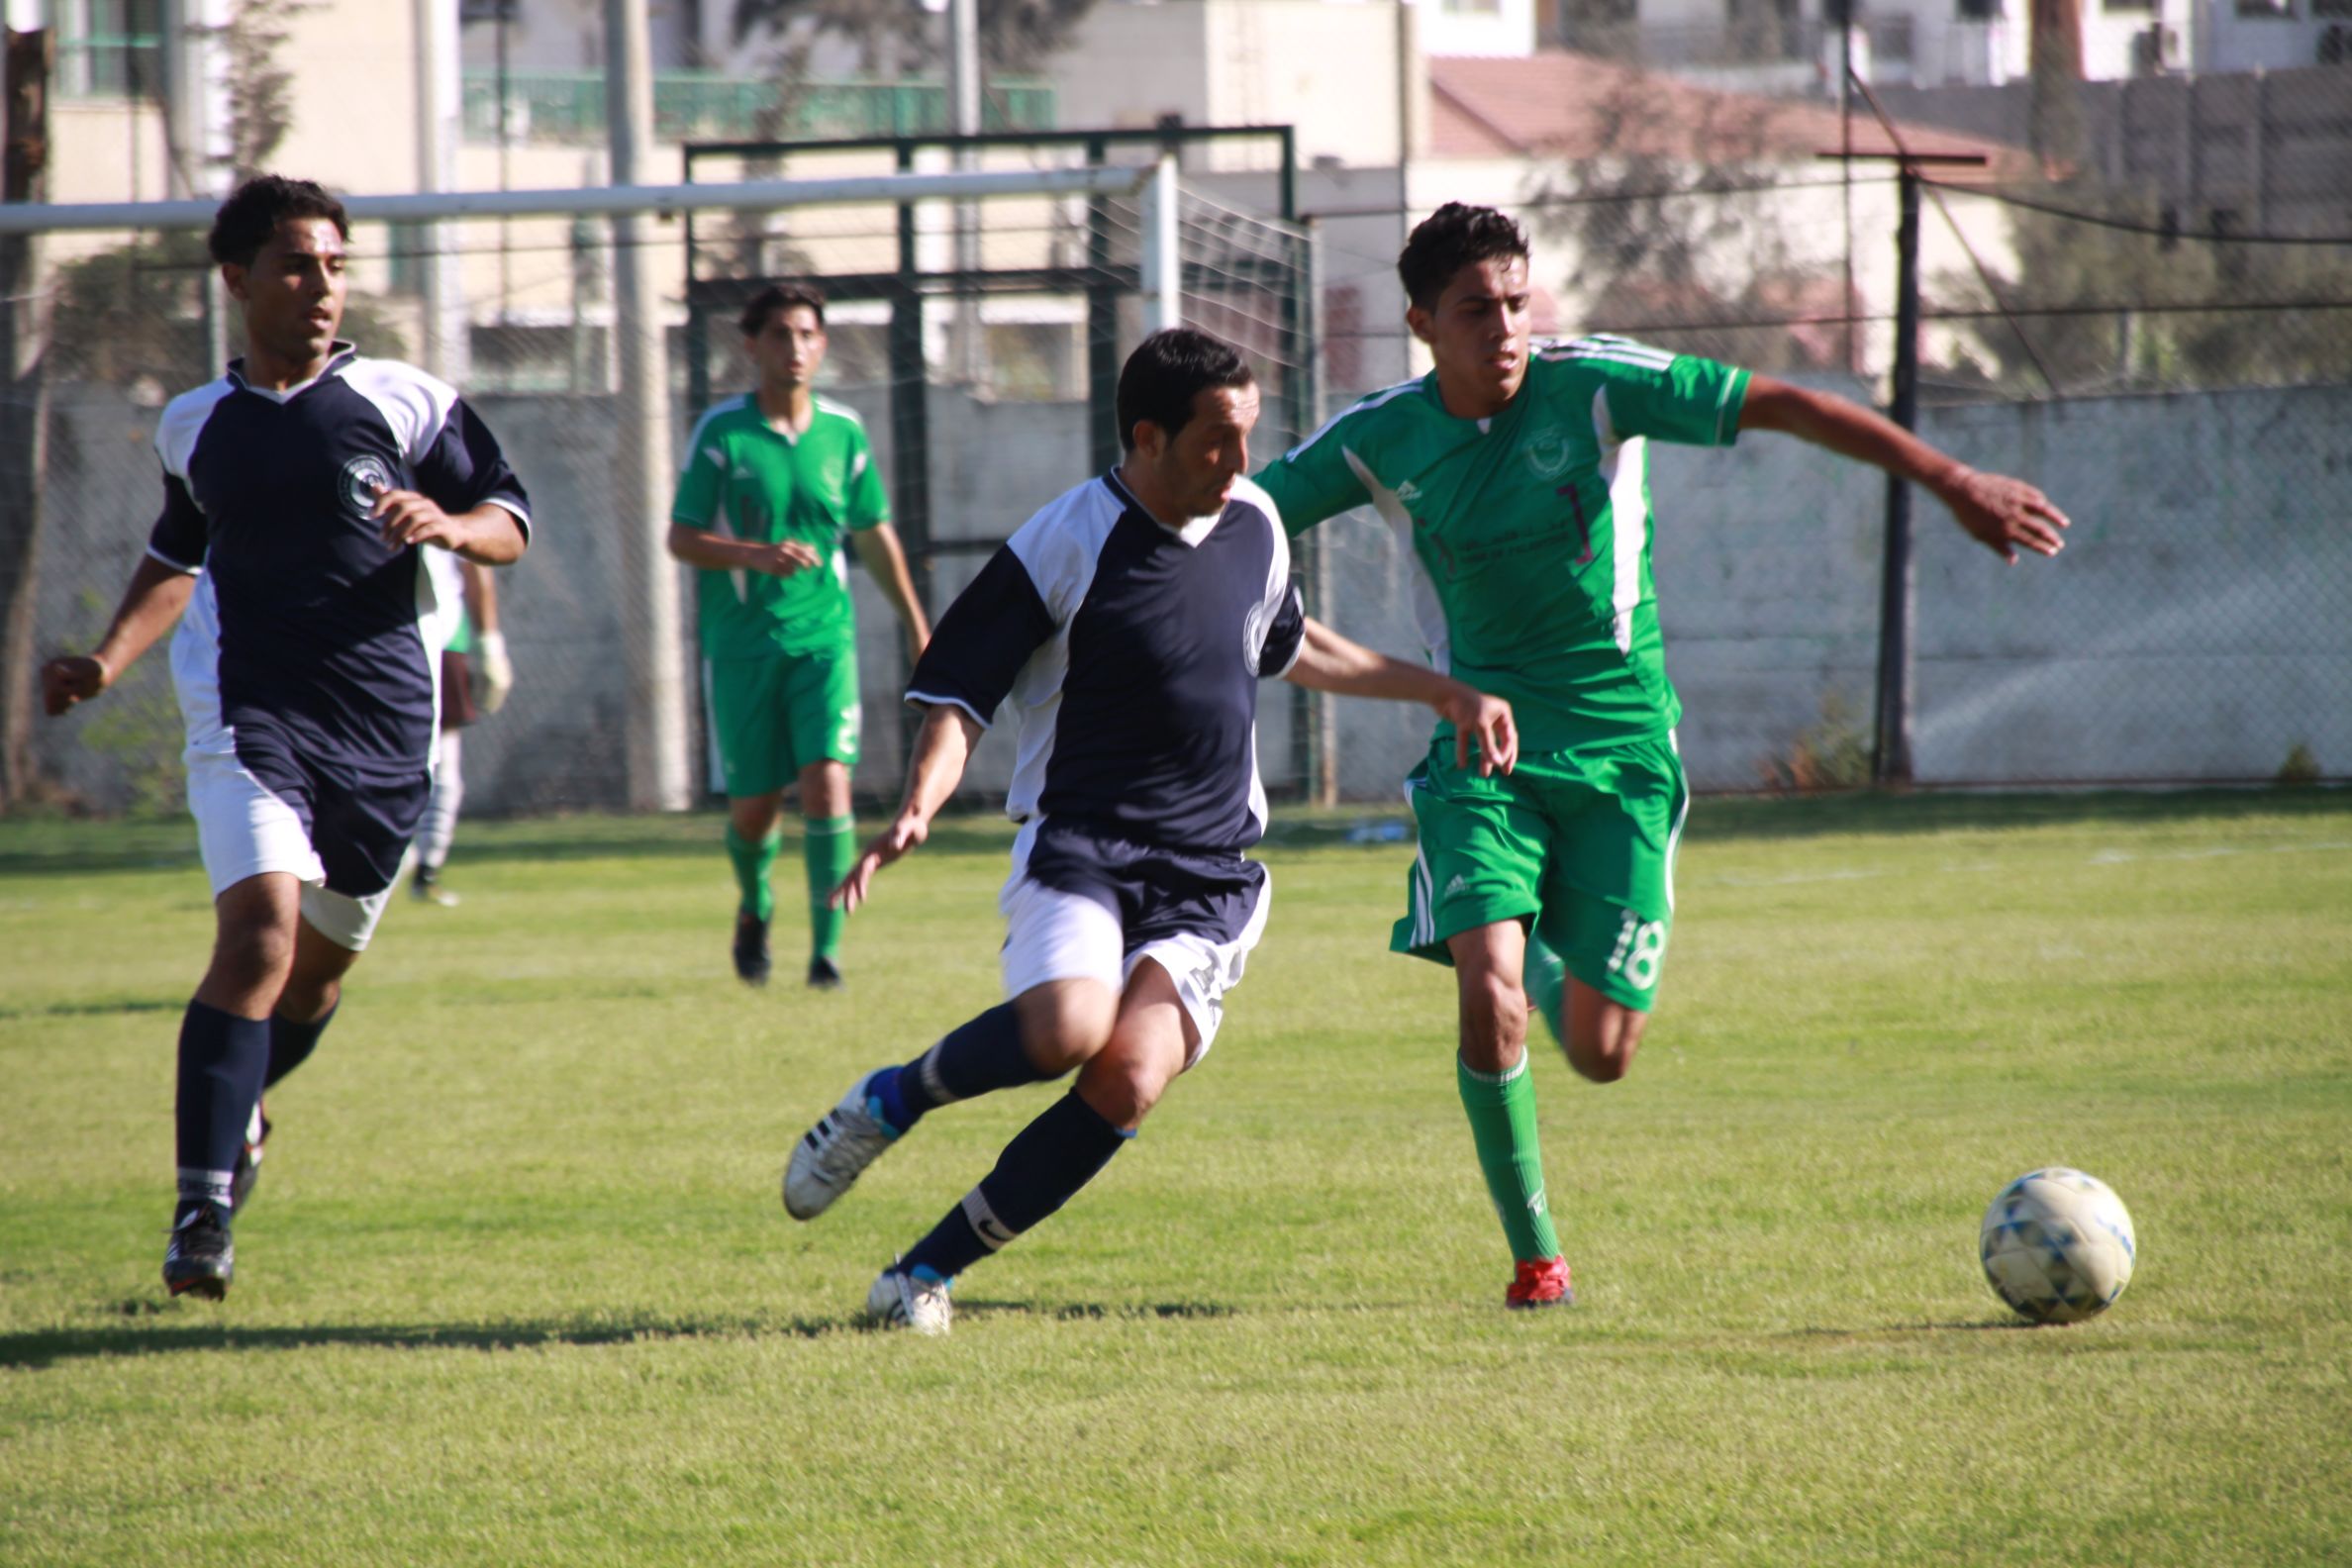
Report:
726,824,782,921
804,815,856,961
1457,1054,1563,1264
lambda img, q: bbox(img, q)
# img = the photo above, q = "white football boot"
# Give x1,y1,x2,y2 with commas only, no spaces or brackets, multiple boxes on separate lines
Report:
782,1071,901,1220
865,1265,953,1336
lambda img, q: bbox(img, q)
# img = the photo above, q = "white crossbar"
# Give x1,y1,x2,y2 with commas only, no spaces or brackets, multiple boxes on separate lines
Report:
0,163,1153,237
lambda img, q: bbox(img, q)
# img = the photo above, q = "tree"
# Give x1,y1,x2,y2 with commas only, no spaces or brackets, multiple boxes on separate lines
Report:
730,0,1099,75
1523,72,1847,373
187,0,316,180
1947,180,2352,396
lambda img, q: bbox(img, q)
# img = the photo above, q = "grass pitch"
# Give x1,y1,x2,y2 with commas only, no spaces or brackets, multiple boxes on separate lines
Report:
2,791,2347,1566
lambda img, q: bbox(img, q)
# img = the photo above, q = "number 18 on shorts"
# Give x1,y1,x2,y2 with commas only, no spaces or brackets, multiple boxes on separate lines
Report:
1390,735,1688,1013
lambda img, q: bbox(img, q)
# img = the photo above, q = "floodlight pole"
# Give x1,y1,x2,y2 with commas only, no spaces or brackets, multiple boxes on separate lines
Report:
1815,146,1985,788
607,0,690,811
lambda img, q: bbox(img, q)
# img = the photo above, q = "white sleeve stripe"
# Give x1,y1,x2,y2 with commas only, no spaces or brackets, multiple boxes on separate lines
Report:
1562,346,1678,371
146,543,202,574
482,495,533,534
1715,374,1743,443
1281,378,1421,461
905,690,990,731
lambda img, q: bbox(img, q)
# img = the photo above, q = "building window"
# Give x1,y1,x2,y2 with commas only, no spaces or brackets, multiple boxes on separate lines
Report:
2105,0,2154,13
1956,0,2002,21
2233,0,2295,17
1443,0,1506,13
56,0,164,101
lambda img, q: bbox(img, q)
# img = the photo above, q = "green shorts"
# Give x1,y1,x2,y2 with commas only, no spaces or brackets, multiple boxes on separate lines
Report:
1392,732,1690,1012
706,649,862,799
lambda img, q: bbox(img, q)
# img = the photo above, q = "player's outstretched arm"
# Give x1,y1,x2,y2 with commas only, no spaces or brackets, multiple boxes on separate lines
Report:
848,524,932,666
1285,617,1518,776
1738,375,2071,564
832,702,985,913
41,555,198,717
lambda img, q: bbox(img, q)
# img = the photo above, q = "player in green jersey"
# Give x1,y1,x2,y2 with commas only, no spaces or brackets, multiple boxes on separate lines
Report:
668,282,931,989
1253,204,2068,1309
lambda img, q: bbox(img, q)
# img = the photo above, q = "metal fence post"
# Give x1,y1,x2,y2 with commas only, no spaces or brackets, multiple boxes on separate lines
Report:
1872,163,1921,788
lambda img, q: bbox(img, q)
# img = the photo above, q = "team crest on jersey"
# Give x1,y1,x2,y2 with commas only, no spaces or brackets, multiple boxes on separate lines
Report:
1524,428,1572,479
339,453,398,517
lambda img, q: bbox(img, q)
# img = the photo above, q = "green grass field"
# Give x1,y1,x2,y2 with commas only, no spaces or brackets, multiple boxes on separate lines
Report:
2,791,2348,1566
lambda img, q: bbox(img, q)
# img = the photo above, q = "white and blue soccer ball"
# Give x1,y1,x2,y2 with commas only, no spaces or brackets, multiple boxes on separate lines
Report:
1979,1167,2137,1324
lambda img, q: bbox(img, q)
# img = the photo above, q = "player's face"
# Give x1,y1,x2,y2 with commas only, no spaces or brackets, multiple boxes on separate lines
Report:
1146,381,1260,518
746,305,826,391
224,216,347,377
1409,253,1533,419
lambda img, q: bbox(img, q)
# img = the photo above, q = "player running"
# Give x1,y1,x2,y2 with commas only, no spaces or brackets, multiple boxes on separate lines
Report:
779,327,1518,1335
1250,203,2069,1310
667,283,931,990
41,174,532,1300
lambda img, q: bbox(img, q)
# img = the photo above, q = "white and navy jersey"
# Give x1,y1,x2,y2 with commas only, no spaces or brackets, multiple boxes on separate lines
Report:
909,470,1306,853
147,346,530,783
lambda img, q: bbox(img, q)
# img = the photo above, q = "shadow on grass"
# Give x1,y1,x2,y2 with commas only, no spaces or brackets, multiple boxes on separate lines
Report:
958,1299,1238,1323
0,1311,867,1369
0,996,183,1022
1777,1321,2051,1336
1,1298,1241,1367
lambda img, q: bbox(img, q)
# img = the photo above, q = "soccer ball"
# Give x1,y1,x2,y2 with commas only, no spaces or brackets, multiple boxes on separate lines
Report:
1979,1167,2137,1324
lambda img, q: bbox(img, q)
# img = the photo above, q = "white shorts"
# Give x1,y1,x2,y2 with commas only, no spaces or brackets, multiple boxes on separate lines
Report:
997,820,1273,1070
185,747,396,952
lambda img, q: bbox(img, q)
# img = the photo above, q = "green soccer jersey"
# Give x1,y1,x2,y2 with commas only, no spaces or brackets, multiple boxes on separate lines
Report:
1254,336,1749,754
671,392,891,661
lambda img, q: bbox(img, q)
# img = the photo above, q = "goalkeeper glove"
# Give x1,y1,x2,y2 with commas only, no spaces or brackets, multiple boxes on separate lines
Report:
474,630,515,714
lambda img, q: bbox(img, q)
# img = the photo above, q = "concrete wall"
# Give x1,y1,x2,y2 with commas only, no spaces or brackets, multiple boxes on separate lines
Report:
28,379,2351,820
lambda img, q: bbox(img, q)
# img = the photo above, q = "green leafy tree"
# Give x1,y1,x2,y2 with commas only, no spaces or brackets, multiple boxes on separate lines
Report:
1524,73,1843,372
1948,180,2352,395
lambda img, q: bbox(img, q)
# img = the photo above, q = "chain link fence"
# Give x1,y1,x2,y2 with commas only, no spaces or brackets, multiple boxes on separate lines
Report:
6,104,2348,821
6,162,1323,819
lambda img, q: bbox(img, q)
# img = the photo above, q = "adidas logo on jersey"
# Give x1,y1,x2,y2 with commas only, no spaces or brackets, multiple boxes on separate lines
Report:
1444,874,1468,898
1395,480,1422,504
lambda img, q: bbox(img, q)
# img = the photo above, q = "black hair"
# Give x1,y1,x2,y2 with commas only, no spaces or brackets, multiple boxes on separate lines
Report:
1397,202,1529,312
1115,327,1255,452
207,174,348,268
739,281,828,337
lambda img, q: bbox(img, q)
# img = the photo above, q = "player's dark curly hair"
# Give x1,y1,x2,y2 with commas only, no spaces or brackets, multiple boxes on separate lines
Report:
739,281,828,337
207,175,348,267
1397,202,1528,312
1115,327,1255,451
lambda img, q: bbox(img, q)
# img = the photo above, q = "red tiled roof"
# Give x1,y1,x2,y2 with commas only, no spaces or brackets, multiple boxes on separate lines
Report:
1427,52,2031,178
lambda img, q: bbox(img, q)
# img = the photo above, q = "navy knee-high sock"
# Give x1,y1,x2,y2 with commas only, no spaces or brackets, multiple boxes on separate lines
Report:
176,1001,270,1214
900,1090,1133,1282
266,1002,337,1089
868,1003,1047,1133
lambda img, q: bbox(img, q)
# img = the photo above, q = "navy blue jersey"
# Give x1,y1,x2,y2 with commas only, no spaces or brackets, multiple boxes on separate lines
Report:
909,469,1305,852
148,347,530,783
